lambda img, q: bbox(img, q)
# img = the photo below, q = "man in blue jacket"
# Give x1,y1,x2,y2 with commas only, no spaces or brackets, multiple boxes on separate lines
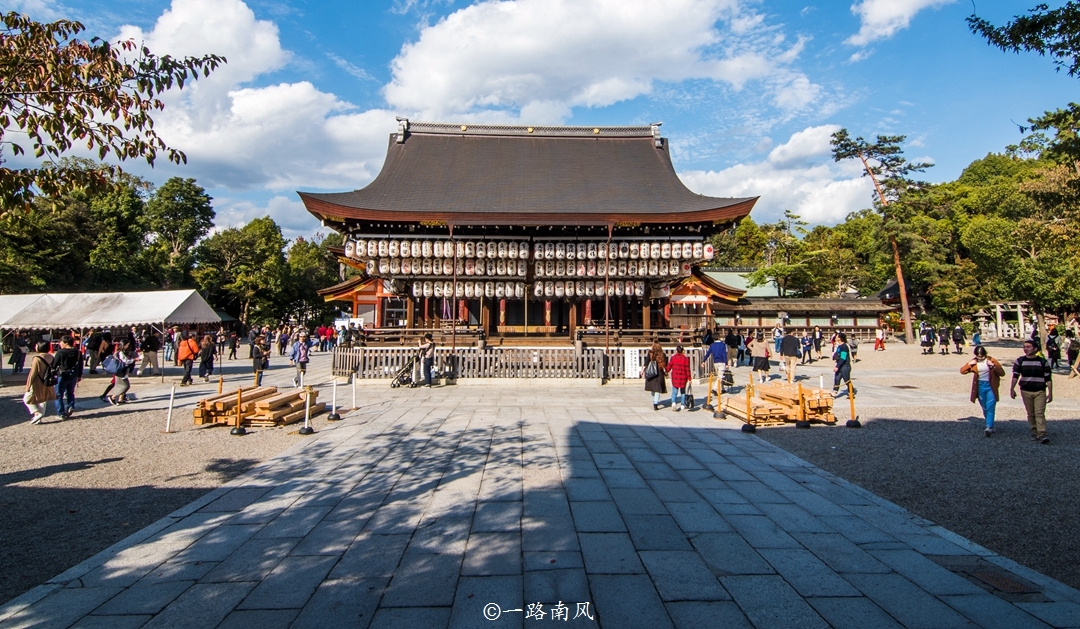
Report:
700,340,728,398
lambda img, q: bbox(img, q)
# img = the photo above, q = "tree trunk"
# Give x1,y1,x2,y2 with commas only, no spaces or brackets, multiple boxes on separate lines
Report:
1036,310,1047,345
890,235,915,344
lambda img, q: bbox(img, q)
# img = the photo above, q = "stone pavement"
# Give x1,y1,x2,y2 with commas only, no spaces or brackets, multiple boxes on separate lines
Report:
2,381,1079,629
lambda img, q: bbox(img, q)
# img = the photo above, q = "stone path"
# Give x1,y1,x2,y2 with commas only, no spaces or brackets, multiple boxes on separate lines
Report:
2,381,1078,629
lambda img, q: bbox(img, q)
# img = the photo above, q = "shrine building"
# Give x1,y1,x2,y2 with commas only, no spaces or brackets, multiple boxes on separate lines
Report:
301,120,756,346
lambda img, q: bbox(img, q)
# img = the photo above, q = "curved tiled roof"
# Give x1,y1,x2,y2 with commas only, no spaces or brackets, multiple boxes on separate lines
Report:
299,123,756,225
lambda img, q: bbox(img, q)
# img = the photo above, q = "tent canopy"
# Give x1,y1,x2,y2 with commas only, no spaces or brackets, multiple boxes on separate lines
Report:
0,290,221,330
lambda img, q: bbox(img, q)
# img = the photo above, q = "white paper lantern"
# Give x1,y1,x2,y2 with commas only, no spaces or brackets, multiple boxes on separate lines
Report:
496,259,506,276
534,282,544,298
659,260,669,276
596,281,606,297
628,261,638,276
366,241,377,257
422,281,433,297
465,259,475,275
617,261,627,276
649,260,659,275
518,260,527,276
704,243,715,260
577,243,588,260
635,281,645,297
544,281,555,298
401,259,411,274
432,241,443,258
444,260,454,275
585,282,595,297
693,242,704,259
638,261,648,277
681,263,692,277
618,242,630,259
555,282,565,298
535,261,545,277
495,282,505,298
672,262,682,277
682,243,693,259
487,242,497,259
378,258,389,274
577,261,587,277
505,281,515,296
375,240,386,257
353,239,366,258
556,261,565,277
587,261,597,277
614,282,624,297
670,242,681,259
650,243,661,259
434,282,443,297
546,260,555,276
430,259,441,275
515,283,525,299
609,243,619,259
485,282,494,298
411,282,421,297
456,260,465,275
661,242,671,259
474,260,485,276
390,259,401,274
565,262,574,277
456,241,466,258
419,241,430,258
406,241,417,257
534,243,544,260
465,241,476,258
576,281,586,297
345,240,356,258
455,282,464,298
390,240,402,257
541,243,553,260
639,242,650,260
597,260,607,276
629,243,640,259
465,283,475,298
444,281,453,297
497,242,508,259
519,242,530,260
588,243,598,259
556,243,566,260
507,242,518,259
419,259,430,274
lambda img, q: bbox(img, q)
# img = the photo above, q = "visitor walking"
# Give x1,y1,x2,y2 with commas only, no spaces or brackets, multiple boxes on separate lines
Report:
138,329,160,376
216,327,227,357
176,332,199,386
1065,330,1080,379
1045,328,1061,370
813,326,824,360
700,334,728,397
1010,339,1053,444
772,323,784,355
53,335,83,418
416,335,434,389
23,341,55,424
938,325,950,355
164,327,176,364
874,325,885,351
277,327,290,356
227,332,238,360
832,332,853,397
106,342,135,405
198,335,216,382
749,332,771,383
252,335,268,386
724,329,739,369
952,324,966,354
780,328,801,383
736,329,746,366
960,346,1006,437
920,323,935,355
8,333,28,374
289,331,311,387
666,345,691,411
643,341,667,411
800,330,813,364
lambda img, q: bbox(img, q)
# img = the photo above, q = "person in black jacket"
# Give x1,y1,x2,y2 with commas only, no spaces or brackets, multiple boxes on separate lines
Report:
139,330,161,376
780,329,801,383
938,325,950,355
832,332,853,396
52,335,84,418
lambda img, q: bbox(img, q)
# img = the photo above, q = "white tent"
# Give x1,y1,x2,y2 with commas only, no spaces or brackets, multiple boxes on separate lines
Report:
0,290,221,329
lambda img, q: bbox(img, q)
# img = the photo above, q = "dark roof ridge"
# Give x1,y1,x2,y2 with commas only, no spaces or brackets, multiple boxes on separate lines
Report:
404,121,659,139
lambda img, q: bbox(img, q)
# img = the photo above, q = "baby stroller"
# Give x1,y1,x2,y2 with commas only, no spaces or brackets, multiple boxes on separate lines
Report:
390,351,422,388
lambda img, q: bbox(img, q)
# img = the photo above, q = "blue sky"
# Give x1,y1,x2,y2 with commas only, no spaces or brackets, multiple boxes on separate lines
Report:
4,0,1077,238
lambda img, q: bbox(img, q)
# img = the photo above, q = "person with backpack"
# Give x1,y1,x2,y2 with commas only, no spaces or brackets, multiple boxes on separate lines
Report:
198,335,217,382
723,329,739,369
52,335,83,418
920,323,936,355
106,341,136,405
666,345,691,412
289,331,311,387
252,335,269,386
643,341,668,410
85,329,103,373
176,331,200,386
952,324,966,354
23,341,56,424
1045,327,1062,370
832,332,854,397
938,325,950,355
138,330,161,376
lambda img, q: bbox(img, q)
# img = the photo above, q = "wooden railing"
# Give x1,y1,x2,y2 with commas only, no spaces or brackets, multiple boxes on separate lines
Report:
333,346,706,381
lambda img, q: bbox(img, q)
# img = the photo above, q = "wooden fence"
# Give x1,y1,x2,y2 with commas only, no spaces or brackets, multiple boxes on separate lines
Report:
333,346,706,381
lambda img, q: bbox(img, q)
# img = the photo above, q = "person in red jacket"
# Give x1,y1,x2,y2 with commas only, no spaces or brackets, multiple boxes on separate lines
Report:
666,345,692,411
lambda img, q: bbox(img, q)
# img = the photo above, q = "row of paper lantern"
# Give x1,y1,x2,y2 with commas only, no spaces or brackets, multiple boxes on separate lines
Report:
411,280,649,299
346,239,715,261
535,259,689,279
373,258,529,277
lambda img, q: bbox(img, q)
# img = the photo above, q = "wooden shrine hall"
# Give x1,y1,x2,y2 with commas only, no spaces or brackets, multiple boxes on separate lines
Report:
302,120,757,346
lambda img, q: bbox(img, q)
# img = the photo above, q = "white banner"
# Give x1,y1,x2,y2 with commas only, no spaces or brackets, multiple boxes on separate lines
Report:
625,348,642,379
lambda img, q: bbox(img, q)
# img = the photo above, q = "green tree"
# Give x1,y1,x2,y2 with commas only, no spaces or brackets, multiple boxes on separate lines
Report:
282,233,342,326
0,193,93,291
711,217,767,267
145,177,214,288
831,129,933,343
0,12,224,211
193,216,287,326
746,210,812,297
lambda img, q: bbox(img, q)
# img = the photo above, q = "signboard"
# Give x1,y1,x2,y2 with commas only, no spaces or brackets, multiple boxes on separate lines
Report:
625,348,642,379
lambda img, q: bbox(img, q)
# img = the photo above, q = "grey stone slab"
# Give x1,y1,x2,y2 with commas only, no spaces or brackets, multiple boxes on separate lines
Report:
778,488,855,517
663,454,706,470
819,515,898,544
1016,601,1080,628
472,501,522,533
623,447,665,464
677,469,727,490
756,502,831,533
217,609,299,629
665,601,753,629
0,587,123,629
254,506,330,539
77,542,190,588
691,532,775,576
598,468,650,488
410,516,473,555
368,607,451,629
792,532,891,574
806,597,904,629
727,480,792,505
479,476,523,502
942,595,1053,629
290,577,387,629
868,549,986,596
720,575,829,629
381,553,463,607
635,462,682,481
564,478,611,502
290,517,365,556
589,575,673,629
524,552,583,572
624,515,693,551
722,514,802,549
198,486,275,513
200,538,298,583
136,561,218,586
646,480,702,503
71,615,151,629
579,533,645,574
363,499,429,534
237,555,337,610
143,512,234,547
758,549,861,597
844,573,976,629
610,487,669,515
322,490,386,522
523,489,571,517
639,551,729,602
521,516,580,552
703,462,756,482
525,569,590,607
450,576,524,629
329,533,409,579
570,501,625,533
91,581,194,616
141,582,255,629
171,525,262,563
666,502,731,533
463,532,522,576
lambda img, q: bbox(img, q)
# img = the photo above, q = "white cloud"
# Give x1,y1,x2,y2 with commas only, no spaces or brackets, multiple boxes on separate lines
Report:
0,0,64,20
110,0,399,193
679,125,874,225
214,195,320,240
383,0,823,121
326,52,376,81
846,0,956,47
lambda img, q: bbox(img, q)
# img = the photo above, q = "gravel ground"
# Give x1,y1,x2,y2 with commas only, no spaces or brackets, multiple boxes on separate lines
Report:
759,339,1080,591
0,366,339,605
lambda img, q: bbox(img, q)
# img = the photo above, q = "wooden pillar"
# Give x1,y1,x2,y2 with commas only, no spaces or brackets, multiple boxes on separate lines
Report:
643,300,651,330
499,299,507,330
544,300,552,327
584,299,592,324
406,296,415,329
481,298,493,336
663,300,671,327
374,299,383,328
618,299,624,328
459,299,468,325
569,302,578,337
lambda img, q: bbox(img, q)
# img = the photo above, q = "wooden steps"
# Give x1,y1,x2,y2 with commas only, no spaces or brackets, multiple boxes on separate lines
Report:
717,380,836,427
